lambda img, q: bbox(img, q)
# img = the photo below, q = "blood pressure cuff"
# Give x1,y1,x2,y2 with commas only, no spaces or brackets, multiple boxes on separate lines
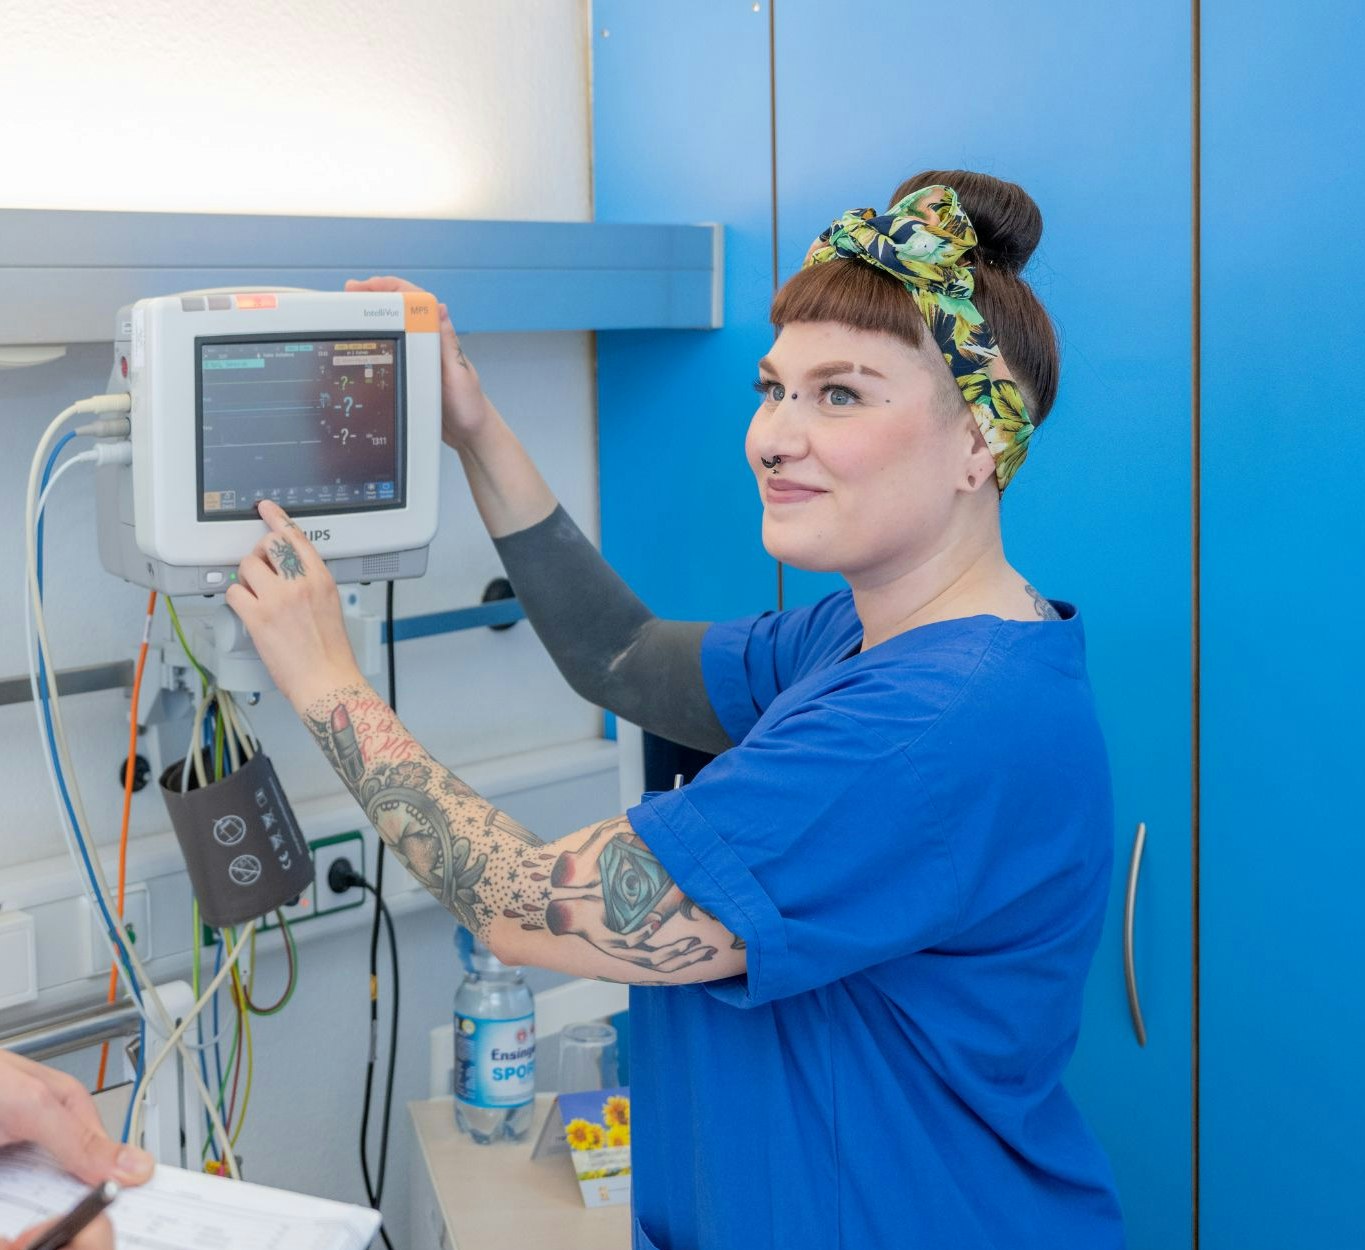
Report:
159,752,314,928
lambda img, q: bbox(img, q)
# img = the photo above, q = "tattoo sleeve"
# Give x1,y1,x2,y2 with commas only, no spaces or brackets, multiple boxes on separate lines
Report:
303,684,745,983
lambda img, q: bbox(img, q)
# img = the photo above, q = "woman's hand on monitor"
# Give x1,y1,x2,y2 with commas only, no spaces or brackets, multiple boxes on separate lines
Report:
344,275,494,452
226,499,365,712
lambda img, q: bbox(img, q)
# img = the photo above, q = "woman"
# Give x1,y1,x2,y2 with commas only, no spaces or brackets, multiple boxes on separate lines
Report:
228,170,1125,1248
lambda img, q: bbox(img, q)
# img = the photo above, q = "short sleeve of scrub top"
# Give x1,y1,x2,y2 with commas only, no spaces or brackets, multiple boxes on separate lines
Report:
629,590,1006,1008
629,690,959,1006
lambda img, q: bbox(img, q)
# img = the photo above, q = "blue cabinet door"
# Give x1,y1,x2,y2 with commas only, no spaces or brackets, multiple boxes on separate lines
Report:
592,1,778,623
593,4,1195,1246
1200,3,1365,1245
769,5,1194,1248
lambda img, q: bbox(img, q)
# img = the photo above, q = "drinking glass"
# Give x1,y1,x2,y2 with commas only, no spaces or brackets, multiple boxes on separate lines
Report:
557,1021,620,1093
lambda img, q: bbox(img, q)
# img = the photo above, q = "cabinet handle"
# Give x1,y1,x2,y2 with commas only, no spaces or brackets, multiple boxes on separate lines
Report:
1123,821,1148,1047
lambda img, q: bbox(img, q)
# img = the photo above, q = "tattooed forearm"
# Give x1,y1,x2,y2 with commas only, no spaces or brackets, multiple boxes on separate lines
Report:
302,682,743,983
304,684,542,939
1025,584,1061,621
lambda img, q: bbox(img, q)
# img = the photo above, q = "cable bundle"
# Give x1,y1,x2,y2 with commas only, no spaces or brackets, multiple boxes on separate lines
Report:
23,397,293,1176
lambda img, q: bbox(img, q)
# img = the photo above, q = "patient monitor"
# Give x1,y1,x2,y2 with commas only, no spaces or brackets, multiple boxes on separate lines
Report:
97,289,442,595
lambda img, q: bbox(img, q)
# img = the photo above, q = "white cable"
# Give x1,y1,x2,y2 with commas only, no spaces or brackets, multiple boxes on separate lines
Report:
24,411,240,1177
35,452,96,516
128,924,255,1149
222,696,259,758
25,485,238,1174
187,687,214,790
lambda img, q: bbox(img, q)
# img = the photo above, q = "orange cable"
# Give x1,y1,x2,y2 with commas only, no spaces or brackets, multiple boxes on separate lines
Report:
96,591,157,1092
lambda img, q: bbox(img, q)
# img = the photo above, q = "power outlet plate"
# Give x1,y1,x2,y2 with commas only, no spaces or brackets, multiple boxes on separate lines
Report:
85,884,151,977
312,832,367,915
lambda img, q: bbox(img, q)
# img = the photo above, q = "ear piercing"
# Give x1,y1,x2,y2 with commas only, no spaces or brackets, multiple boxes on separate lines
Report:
761,455,782,473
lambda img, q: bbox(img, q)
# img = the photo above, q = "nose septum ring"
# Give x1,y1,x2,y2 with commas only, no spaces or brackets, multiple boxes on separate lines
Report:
761,456,782,474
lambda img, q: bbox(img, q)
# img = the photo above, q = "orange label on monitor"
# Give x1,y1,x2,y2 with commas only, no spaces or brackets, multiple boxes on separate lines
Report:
235,293,278,310
403,291,438,332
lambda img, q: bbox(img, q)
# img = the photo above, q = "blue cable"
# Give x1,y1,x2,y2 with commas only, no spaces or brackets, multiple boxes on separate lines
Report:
34,437,141,1004
36,432,75,597
118,1017,145,1145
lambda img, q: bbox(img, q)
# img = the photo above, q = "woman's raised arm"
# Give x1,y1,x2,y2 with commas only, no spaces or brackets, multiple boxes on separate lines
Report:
345,276,732,757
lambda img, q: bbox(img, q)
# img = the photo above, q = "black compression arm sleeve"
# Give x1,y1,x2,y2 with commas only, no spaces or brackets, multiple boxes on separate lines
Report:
491,506,734,756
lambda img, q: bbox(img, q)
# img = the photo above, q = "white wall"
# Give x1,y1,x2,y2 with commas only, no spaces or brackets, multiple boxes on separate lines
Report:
0,2,600,1245
0,0,592,220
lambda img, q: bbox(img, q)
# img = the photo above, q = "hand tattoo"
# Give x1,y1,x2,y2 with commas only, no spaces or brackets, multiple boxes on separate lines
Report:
270,538,306,580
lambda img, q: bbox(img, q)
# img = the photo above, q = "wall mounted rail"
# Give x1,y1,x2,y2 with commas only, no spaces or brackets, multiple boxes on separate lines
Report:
0,209,723,344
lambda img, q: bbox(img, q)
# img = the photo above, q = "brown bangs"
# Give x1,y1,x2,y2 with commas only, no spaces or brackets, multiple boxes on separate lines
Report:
770,258,927,350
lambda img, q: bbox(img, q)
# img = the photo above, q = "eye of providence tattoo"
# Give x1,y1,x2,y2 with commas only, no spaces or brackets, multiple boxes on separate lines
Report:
302,685,735,979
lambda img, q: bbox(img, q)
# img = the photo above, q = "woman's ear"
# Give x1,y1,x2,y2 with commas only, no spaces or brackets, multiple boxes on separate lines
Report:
959,416,997,494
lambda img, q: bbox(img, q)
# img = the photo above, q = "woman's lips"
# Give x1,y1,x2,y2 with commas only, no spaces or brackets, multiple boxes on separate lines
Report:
765,479,826,504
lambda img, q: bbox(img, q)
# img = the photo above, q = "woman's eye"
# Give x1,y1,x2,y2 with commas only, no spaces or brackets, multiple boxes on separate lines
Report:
824,385,858,407
752,379,785,403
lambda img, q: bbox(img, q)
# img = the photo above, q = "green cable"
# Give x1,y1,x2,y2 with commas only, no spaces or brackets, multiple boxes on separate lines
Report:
192,902,201,999
164,597,211,690
244,911,299,1017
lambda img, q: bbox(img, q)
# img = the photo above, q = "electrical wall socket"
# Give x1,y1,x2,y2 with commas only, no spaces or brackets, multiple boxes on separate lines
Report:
310,832,366,916
259,882,316,931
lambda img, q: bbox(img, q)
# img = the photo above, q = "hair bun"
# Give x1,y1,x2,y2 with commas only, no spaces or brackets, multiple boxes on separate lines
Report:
888,170,1042,275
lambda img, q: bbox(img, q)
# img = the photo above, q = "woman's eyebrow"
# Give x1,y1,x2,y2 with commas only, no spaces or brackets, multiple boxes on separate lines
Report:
754,358,888,381
807,361,887,381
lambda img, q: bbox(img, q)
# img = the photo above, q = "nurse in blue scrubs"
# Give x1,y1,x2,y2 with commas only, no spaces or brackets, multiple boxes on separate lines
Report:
231,169,1125,1249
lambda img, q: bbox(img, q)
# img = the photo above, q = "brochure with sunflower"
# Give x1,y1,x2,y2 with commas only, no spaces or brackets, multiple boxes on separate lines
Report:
530,1086,631,1207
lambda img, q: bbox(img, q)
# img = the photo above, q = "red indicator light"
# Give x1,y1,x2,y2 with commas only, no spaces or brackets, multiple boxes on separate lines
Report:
236,294,279,310
120,356,128,378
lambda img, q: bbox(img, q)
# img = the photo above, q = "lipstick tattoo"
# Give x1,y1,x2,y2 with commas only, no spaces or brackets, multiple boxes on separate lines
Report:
330,704,365,785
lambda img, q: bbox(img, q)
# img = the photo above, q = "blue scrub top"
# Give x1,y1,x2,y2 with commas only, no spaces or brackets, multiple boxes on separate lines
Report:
625,589,1125,1250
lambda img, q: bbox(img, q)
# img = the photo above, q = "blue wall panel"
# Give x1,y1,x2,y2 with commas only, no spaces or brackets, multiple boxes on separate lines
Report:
1201,2,1365,1245
771,4,1193,1248
593,2,777,622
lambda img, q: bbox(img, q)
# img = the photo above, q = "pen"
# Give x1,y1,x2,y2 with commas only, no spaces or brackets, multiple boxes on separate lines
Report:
25,1180,120,1250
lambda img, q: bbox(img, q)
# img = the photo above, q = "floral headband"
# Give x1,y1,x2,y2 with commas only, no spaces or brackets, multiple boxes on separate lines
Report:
803,184,1035,492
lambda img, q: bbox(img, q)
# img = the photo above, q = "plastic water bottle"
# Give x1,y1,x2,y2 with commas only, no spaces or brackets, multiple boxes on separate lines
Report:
453,927,535,1143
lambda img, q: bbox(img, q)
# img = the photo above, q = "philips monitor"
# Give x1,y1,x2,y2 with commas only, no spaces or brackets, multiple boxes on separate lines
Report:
97,290,442,595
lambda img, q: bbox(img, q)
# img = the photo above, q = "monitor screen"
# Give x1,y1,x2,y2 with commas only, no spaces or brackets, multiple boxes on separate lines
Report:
197,335,406,520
